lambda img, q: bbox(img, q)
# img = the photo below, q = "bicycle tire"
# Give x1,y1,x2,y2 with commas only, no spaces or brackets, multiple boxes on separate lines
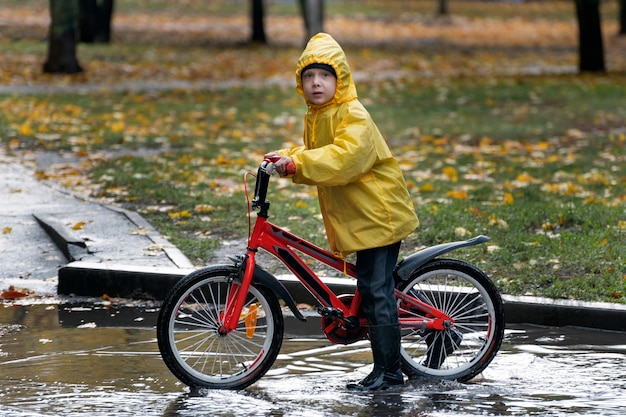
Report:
157,265,284,389
397,258,504,382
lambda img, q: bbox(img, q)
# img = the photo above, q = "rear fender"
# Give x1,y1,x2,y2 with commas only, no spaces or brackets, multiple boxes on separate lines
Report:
394,235,490,281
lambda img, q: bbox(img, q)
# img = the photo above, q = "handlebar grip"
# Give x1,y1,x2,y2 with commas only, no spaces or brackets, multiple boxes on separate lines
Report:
264,156,296,176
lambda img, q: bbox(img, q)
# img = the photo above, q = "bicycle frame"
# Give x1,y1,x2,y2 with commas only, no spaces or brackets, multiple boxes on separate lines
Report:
218,161,454,337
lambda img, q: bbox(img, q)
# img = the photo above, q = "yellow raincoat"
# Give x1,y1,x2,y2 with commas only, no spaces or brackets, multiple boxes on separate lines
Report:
279,33,419,255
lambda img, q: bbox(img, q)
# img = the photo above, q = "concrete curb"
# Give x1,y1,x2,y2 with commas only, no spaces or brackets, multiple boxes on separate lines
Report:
34,214,90,261
103,205,194,269
57,262,626,332
58,262,194,300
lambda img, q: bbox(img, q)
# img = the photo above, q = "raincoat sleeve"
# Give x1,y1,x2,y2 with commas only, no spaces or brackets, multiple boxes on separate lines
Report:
278,145,305,159
289,107,387,187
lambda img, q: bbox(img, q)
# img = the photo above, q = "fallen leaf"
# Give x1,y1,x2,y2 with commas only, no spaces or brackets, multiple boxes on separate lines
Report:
72,221,86,230
443,166,458,182
419,183,433,192
447,190,468,200
194,204,214,213
455,227,470,237
168,210,192,219
19,123,34,136
1,286,29,299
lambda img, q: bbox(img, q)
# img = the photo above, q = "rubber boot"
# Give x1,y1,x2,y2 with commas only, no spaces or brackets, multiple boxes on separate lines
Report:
347,324,404,391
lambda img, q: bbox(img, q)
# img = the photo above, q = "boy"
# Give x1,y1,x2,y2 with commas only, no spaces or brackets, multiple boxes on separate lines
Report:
267,33,419,391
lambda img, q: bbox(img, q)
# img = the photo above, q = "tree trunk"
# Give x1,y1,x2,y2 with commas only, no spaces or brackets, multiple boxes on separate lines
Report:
98,0,114,42
575,0,605,72
299,0,324,41
43,0,83,74
80,0,114,43
251,0,266,43
438,0,449,16
79,0,97,43
619,0,626,35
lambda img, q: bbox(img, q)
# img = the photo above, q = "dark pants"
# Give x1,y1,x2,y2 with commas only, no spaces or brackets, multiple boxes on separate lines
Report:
355,241,401,327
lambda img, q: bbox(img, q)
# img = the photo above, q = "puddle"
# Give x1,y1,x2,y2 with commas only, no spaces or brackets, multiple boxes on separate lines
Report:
1,304,625,416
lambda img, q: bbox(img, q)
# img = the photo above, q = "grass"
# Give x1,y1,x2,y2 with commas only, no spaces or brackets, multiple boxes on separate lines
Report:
0,1,625,304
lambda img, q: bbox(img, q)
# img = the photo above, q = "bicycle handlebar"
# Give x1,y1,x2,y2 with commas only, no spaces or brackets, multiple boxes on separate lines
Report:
251,161,272,210
251,157,295,210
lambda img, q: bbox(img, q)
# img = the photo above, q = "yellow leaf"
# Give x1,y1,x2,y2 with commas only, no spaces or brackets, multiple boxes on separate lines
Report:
295,200,308,208
479,136,493,147
443,166,458,182
419,182,433,192
447,190,468,200
3,227,12,234
489,215,509,229
536,141,550,150
516,173,535,183
503,192,514,205
215,155,231,165
169,210,192,219
19,123,34,136
194,204,214,213
72,221,85,230
110,120,125,134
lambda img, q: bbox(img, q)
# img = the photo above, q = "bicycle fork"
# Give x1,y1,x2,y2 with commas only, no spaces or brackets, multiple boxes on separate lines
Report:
218,249,258,335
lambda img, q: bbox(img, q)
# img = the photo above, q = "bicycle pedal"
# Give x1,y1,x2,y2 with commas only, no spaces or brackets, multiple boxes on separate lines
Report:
343,315,359,330
317,307,344,319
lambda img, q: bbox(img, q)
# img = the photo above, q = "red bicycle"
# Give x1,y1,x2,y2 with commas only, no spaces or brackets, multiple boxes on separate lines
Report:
157,158,505,390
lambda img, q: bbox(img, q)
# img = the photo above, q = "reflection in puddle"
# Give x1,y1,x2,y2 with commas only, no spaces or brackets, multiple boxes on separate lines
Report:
1,304,625,416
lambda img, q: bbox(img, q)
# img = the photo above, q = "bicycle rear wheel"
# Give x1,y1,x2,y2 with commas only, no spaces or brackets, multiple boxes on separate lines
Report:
397,258,504,382
157,265,284,390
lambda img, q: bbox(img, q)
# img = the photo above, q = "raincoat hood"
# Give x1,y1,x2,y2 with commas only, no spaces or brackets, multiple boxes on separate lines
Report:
296,33,358,107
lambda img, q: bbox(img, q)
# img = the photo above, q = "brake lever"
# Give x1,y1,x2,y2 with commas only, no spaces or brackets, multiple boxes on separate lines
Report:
262,162,278,176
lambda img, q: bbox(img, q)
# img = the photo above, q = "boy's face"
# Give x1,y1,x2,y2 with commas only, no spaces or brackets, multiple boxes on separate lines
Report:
301,68,337,105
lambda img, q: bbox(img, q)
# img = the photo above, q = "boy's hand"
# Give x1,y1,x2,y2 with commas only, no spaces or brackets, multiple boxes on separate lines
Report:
264,151,280,161
264,152,295,176
276,157,296,176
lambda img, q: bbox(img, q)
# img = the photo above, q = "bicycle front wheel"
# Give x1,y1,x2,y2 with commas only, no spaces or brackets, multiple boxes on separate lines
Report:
397,258,505,382
157,265,284,390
